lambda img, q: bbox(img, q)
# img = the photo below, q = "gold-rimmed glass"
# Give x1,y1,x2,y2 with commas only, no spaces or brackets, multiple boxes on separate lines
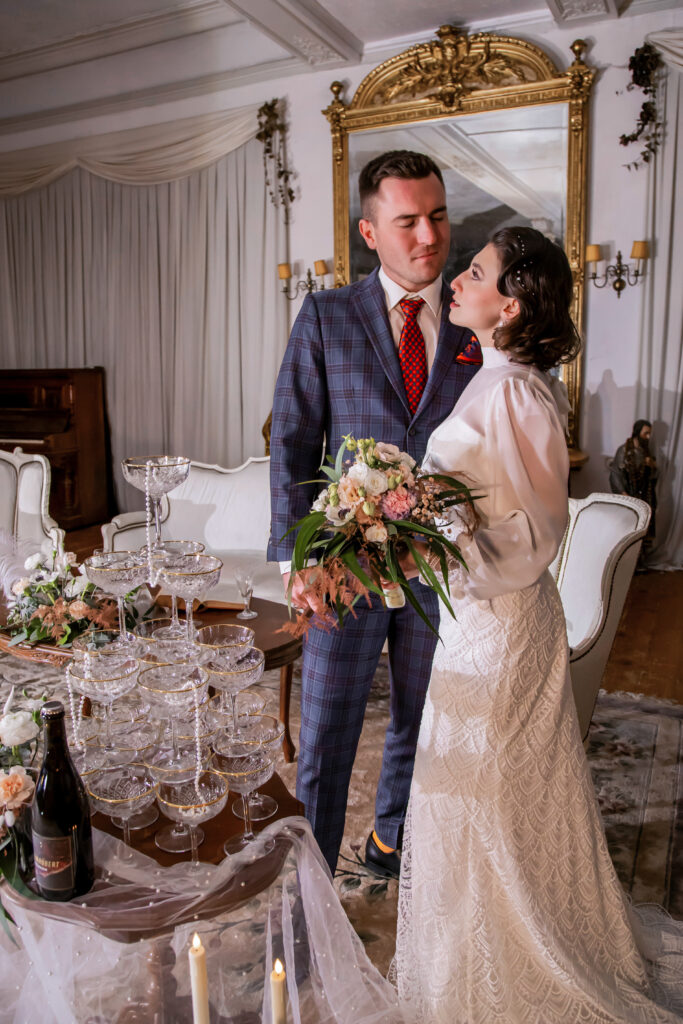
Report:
214,715,285,823
156,554,222,641
195,623,255,663
83,551,148,642
121,456,191,552
155,770,228,868
212,752,274,857
87,764,156,857
204,647,265,732
142,540,205,638
144,751,212,853
68,657,139,754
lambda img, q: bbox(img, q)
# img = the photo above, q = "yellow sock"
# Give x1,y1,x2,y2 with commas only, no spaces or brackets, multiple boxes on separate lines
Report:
372,829,395,854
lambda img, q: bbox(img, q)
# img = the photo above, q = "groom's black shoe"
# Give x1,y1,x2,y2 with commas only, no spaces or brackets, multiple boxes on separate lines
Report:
364,832,400,880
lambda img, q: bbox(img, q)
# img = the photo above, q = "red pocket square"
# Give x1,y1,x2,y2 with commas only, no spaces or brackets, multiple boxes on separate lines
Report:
455,335,483,365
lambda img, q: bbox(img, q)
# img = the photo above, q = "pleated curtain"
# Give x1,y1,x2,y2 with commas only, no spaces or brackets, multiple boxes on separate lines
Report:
0,106,287,511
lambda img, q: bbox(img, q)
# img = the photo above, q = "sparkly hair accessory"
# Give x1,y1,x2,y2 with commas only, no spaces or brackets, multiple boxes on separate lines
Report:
515,233,527,255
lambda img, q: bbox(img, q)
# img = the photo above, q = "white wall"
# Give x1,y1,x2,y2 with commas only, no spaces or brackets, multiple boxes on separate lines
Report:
1,7,679,494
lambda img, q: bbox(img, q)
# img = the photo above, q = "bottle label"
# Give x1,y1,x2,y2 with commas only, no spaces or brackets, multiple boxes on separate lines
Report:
32,833,76,894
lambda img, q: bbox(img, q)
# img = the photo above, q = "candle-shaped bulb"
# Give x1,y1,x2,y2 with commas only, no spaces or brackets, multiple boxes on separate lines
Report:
192,933,201,950
274,959,284,975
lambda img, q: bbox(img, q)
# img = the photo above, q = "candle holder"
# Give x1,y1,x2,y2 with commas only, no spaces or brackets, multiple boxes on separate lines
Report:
586,241,648,298
278,260,328,300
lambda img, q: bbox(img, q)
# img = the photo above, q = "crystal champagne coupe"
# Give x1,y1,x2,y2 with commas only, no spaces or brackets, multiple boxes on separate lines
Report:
156,554,222,641
156,770,228,870
121,455,191,552
83,551,148,643
235,569,257,620
214,714,285,822
203,647,265,731
142,540,205,639
87,764,156,858
213,752,274,856
68,657,139,756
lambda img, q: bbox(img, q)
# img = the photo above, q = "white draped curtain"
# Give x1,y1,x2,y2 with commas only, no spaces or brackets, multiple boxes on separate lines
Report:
0,106,287,511
639,29,683,568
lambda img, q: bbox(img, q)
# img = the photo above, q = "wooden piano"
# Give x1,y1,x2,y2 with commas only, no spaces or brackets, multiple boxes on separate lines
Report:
0,368,113,529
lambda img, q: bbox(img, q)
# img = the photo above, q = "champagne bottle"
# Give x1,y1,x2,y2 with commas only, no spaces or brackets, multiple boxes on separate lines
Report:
31,700,95,901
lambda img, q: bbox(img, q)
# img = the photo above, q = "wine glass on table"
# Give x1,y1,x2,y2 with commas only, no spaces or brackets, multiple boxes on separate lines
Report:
212,751,275,857
86,764,156,860
156,770,228,874
235,569,257,620
214,714,285,822
156,554,222,641
121,456,191,554
83,552,148,648
142,540,205,640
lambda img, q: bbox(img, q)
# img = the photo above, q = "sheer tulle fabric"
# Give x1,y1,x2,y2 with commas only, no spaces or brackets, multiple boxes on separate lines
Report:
394,349,683,1022
0,819,404,1023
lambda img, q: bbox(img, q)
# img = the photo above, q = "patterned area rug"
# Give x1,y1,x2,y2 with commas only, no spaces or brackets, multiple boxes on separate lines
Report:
1,651,681,978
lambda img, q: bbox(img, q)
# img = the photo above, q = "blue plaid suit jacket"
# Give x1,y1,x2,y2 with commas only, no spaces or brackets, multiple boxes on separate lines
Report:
267,268,480,559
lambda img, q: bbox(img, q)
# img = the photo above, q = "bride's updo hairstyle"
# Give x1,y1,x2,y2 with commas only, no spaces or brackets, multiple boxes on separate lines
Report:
490,226,581,372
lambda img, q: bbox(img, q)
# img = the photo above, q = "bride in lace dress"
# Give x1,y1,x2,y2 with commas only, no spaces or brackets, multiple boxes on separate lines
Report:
394,227,683,1023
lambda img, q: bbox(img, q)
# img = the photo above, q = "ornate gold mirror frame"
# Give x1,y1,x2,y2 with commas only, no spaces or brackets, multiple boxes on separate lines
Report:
324,27,594,454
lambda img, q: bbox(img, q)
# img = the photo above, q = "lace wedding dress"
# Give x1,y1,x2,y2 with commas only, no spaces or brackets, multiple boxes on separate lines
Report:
394,347,683,1023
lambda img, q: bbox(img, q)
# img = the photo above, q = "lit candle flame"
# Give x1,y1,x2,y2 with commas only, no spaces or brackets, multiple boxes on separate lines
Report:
274,958,284,976
192,933,201,950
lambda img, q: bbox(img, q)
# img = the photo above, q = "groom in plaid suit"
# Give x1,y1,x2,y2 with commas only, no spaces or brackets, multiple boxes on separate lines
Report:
268,151,481,875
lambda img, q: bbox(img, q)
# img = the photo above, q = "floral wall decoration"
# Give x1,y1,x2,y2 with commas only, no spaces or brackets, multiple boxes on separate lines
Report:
257,99,296,223
619,42,663,170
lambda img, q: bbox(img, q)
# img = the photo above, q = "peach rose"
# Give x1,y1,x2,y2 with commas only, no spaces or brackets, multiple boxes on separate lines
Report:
0,766,35,811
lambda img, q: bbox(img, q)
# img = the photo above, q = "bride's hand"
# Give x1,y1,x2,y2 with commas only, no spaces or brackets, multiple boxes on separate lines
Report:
398,539,428,579
282,568,328,616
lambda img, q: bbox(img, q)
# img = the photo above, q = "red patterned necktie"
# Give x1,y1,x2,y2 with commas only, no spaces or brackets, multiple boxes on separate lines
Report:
398,297,427,415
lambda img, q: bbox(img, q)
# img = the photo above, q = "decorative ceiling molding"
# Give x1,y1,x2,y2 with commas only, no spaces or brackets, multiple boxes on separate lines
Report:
544,0,620,23
223,0,362,65
0,56,304,140
0,0,238,84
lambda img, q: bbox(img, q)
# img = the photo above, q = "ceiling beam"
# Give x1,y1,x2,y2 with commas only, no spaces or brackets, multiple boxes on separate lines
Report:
222,0,362,66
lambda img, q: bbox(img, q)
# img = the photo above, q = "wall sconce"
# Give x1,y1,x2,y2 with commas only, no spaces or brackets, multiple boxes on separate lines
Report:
278,260,329,300
586,241,649,297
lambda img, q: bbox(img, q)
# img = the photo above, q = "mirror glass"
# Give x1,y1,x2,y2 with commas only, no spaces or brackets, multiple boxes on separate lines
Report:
348,103,568,282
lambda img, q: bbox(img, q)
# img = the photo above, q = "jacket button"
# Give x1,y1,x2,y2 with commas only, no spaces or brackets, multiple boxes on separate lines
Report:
408,428,416,437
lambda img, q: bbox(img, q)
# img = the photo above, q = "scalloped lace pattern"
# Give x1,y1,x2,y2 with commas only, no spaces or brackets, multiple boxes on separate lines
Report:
394,575,683,1023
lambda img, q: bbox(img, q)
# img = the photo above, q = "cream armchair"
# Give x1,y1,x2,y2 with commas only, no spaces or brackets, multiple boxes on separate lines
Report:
0,447,65,553
101,456,285,606
550,493,651,740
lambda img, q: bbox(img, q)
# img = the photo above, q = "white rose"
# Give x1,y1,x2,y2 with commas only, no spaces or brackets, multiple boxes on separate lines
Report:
10,577,31,596
365,523,388,544
348,463,389,497
311,488,329,512
0,711,39,747
23,552,43,572
373,442,402,464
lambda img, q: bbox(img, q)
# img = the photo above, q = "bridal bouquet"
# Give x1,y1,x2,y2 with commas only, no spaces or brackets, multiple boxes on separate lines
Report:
283,436,477,636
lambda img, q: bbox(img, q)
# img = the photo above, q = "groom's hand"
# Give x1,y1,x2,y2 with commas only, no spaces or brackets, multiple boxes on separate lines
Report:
282,569,328,616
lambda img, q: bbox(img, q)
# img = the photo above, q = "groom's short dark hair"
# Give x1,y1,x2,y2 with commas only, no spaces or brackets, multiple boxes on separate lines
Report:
359,150,444,220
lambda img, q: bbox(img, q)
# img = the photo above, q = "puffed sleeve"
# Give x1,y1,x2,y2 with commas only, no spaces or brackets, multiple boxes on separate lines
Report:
443,374,569,600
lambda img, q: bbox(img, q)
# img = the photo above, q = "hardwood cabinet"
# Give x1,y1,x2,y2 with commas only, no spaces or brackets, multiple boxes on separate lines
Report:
0,368,113,529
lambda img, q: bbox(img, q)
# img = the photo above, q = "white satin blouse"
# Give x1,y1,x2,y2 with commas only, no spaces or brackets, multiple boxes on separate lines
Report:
423,346,570,601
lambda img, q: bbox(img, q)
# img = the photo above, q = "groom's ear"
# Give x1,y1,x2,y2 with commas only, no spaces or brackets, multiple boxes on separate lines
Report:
358,218,378,251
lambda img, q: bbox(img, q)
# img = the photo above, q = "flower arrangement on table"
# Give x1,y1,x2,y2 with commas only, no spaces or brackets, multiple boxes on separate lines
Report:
4,547,147,649
283,436,478,637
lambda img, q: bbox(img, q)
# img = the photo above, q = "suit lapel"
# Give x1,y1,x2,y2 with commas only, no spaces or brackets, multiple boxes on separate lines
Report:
352,270,410,412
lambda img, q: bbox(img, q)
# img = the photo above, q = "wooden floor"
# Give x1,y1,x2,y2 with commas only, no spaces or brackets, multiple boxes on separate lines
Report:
66,524,682,704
